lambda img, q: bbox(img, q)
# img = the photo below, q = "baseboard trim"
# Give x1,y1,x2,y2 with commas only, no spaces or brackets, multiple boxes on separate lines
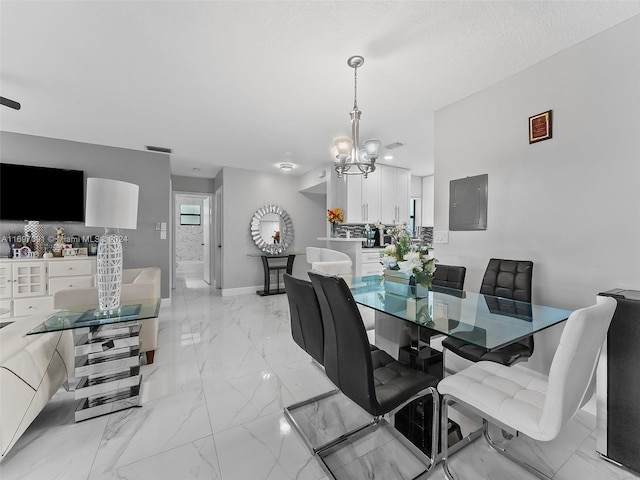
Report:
222,284,285,296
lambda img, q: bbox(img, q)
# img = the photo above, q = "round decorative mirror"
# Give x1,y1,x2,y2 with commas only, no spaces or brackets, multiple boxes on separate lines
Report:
250,204,294,254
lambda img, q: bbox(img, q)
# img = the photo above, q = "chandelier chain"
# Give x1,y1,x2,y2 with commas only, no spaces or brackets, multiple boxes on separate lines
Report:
353,65,358,110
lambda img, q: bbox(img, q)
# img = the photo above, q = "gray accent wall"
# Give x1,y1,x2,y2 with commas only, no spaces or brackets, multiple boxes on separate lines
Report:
0,131,172,298
220,166,326,292
433,16,640,374
172,175,215,194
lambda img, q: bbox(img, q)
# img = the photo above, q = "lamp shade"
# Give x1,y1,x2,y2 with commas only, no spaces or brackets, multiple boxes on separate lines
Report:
85,178,139,229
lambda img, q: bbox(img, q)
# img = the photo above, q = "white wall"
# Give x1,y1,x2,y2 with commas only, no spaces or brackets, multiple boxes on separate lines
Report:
421,175,434,227
220,166,326,293
433,16,640,374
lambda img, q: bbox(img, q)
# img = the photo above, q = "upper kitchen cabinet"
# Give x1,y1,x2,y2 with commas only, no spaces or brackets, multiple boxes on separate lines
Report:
380,165,410,224
344,168,380,223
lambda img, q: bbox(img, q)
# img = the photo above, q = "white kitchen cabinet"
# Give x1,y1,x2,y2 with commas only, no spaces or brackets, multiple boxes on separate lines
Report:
345,169,380,223
0,257,95,318
361,250,384,276
380,165,410,224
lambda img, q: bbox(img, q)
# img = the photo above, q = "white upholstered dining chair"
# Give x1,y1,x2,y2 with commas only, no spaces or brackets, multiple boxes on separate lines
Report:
438,295,617,480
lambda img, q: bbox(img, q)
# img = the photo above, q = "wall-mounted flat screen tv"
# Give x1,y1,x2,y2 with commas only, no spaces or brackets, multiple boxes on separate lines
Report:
0,163,85,222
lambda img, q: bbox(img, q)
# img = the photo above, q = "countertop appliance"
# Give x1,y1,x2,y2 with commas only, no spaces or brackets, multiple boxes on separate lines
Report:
596,288,640,475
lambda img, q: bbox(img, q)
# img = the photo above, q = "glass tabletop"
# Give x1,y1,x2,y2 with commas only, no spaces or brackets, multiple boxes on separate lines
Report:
27,298,161,335
351,275,572,351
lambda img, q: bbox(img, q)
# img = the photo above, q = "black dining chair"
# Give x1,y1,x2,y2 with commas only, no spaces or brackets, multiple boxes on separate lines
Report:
441,258,534,369
432,264,467,290
413,264,468,374
282,273,344,454
308,271,440,471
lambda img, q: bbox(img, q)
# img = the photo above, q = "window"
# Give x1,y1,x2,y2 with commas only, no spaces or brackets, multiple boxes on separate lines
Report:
180,204,201,225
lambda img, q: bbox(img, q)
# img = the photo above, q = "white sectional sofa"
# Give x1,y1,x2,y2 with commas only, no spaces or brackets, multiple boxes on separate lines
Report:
0,267,161,460
0,313,74,460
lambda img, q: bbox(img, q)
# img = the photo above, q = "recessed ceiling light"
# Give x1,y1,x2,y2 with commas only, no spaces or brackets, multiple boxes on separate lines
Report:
384,155,393,161
384,142,404,150
279,163,294,172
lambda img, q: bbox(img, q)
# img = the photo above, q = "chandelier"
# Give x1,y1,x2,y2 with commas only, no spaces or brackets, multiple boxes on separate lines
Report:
333,55,381,178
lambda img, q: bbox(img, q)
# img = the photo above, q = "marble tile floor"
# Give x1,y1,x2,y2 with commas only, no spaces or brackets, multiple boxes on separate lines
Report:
1,273,638,480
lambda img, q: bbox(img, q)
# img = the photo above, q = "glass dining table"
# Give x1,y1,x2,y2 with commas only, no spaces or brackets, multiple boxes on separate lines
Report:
350,275,572,368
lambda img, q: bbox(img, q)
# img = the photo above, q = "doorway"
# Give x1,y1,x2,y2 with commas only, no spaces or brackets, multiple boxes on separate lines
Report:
173,192,213,287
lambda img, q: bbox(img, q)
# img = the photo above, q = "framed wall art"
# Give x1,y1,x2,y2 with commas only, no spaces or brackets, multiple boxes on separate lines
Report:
529,109,552,144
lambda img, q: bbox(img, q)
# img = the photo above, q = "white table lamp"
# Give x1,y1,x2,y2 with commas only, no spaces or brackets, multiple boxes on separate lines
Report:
85,178,139,312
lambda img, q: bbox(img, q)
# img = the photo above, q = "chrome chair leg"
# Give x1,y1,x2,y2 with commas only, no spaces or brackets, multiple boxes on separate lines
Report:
483,420,553,480
283,388,342,454
441,394,553,480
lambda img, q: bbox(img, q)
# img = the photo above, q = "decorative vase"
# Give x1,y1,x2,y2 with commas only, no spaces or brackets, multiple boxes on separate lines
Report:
24,221,44,258
330,223,340,238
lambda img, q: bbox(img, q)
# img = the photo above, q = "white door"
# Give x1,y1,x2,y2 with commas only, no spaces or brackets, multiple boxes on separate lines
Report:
202,196,211,285
214,189,223,289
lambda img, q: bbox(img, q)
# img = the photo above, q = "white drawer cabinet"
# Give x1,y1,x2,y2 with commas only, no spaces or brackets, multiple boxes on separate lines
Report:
13,296,55,317
0,257,96,319
48,259,94,277
48,275,93,296
361,250,384,276
0,299,12,319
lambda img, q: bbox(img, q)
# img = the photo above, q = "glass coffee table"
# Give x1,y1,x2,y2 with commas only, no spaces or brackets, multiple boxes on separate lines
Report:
28,298,160,422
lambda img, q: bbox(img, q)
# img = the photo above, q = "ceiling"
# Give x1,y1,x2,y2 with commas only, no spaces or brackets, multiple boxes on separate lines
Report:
1,2,638,179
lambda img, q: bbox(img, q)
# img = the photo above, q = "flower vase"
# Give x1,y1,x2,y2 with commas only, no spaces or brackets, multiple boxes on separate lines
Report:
410,273,433,298
330,223,340,238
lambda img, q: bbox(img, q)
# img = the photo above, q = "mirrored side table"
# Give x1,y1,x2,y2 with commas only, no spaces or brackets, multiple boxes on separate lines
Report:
28,298,160,422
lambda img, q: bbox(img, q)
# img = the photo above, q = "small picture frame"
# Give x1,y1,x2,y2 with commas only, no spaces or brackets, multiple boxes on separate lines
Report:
529,110,552,144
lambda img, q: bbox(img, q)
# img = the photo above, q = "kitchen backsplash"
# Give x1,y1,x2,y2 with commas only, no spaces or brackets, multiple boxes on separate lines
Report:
334,224,433,245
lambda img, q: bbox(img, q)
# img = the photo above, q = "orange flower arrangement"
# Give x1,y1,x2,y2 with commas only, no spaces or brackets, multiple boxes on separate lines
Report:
327,208,344,225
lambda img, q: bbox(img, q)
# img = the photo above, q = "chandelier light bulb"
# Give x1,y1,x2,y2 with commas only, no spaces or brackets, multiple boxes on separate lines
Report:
334,137,353,158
